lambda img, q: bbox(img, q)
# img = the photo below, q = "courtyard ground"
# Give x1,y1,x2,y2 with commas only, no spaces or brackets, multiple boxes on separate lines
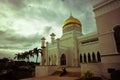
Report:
21,76,78,80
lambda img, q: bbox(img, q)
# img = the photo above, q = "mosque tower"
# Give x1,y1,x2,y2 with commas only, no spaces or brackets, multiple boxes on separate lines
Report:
60,15,82,67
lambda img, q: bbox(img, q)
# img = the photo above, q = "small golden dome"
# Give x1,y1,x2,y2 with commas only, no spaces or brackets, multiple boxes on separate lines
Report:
62,16,81,29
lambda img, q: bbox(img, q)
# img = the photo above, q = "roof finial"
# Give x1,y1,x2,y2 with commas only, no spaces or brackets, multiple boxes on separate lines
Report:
70,12,73,18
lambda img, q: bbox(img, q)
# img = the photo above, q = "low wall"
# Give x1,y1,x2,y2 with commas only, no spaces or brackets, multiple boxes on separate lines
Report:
101,55,120,78
35,66,59,77
101,54,120,63
81,63,102,77
81,63,120,79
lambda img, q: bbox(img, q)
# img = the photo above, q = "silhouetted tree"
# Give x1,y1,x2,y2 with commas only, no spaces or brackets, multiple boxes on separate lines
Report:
38,49,42,56
20,52,26,61
14,53,21,61
23,51,29,62
33,48,39,63
28,50,34,62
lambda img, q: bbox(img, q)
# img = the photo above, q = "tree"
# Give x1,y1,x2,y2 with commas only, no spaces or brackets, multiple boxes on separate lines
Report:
20,52,26,61
28,50,34,62
33,48,39,63
23,51,29,62
38,49,42,56
14,53,21,61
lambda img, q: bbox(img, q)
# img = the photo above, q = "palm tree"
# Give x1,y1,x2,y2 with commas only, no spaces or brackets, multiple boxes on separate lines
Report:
38,48,42,56
33,48,39,63
23,51,29,62
28,50,34,62
14,53,21,61
20,52,26,61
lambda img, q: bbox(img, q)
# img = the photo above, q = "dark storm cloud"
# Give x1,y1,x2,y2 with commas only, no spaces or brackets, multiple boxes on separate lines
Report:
0,53,13,58
0,0,26,10
0,0,102,58
43,26,52,34
0,0,6,3
61,0,99,33
0,30,5,36
8,0,25,8
39,7,58,21
0,28,41,51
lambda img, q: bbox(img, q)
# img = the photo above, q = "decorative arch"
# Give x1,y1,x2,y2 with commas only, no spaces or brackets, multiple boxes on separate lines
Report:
51,55,53,65
49,57,51,65
80,54,82,63
60,54,66,65
97,51,101,62
88,53,91,62
54,55,56,65
84,54,87,63
92,52,96,62
113,25,120,53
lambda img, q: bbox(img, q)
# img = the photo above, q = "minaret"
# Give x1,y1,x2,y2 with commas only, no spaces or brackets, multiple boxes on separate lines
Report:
41,37,46,65
56,38,60,65
41,37,46,48
50,33,56,43
46,42,49,65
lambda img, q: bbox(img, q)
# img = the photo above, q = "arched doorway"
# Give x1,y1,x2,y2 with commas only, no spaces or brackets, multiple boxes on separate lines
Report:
92,52,96,62
60,54,66,65
80,54,82,63
88,53,91,62
97,51,101,62
113,25,120,53
54,55,56,65
49,57,51,65
84,54,87,63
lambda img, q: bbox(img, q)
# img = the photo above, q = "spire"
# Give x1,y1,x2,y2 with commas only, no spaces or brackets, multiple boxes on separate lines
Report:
41,37,46,48
70,12,73,18
50,33,56,43
70,12,72,16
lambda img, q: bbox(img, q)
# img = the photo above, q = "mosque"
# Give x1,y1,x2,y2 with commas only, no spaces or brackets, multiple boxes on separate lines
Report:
36,0,120,79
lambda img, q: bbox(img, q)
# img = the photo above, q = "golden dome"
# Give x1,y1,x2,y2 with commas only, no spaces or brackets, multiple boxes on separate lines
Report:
62,16,81,29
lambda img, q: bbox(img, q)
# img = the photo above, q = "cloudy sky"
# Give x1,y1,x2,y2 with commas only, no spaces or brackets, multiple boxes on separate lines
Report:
0,0,103,59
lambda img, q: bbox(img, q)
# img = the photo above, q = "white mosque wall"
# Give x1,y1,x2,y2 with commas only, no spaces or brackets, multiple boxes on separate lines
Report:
101,55,120,63
94,0,120,54
81,62,120,79
35,66,58,77
47,48,58,66
80,41,99,54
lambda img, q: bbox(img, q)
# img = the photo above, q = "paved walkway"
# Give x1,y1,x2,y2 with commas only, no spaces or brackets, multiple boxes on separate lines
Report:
21,76,78,80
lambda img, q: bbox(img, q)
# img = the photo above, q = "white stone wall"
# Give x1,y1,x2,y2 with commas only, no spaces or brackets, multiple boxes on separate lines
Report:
60,31,78,67
35,66,58,77
47,48,58,66
94,0,120,17
81,62,120,79
94,0,120,54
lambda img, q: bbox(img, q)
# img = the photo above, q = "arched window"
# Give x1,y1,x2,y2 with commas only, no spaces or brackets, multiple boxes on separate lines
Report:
113,25,120,53
97,51,101,62
52,55,53,65
60,54,66,65
84,54,87,63
49,57,51,65
54,55,56,65
80,54,82,63
92,52,96,62
88,53,91,62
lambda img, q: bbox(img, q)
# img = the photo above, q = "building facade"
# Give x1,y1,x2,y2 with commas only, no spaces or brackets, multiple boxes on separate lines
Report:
37,0,120,78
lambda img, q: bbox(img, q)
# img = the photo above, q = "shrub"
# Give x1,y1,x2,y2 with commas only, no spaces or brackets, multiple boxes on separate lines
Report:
76,71,102,80
76,71,93,80
84,71,93,79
